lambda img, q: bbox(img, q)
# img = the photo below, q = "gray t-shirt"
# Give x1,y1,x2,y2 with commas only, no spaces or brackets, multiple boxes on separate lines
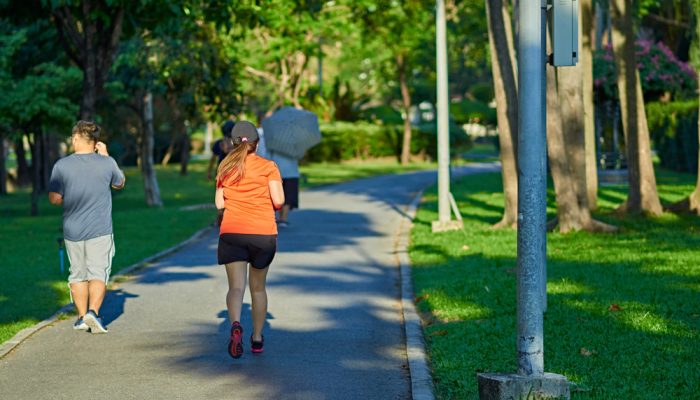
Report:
269,151,299,179
48,153,125,241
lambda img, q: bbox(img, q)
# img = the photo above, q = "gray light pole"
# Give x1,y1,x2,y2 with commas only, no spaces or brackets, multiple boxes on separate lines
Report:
477,0,570,397
516,0,546,376
432,0,462,233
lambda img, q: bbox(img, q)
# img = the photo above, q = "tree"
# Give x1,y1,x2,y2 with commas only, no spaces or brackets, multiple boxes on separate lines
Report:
0,19,80,213
49,0,125,121
611,0,664,215
582,0,598,209
236,1,349,114
352,0,434,165
485,0,518,228
546,19,615,233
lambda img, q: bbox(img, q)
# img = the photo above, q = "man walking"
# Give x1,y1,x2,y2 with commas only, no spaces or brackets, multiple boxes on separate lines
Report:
269,150,299,227
48,121,126,333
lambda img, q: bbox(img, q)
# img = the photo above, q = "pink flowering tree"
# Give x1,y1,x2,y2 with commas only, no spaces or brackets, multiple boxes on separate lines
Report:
594,40,697,101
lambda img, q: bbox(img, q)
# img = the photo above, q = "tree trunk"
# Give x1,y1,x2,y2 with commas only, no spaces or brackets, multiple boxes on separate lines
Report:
30,131,44,216
140,92,163,207
160,133,178,166
53,3,124,122
611,0,663,216
547,28,616,233
398,53,412,165
546,66,584,232
81,51,98,121
0,138,7,195
582,0,598,209
179,127,190,176
486,0,519,229
14,137,31,186
204,121,214,156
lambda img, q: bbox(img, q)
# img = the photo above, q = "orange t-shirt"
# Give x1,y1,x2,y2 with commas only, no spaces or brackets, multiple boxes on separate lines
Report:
217,154,282,235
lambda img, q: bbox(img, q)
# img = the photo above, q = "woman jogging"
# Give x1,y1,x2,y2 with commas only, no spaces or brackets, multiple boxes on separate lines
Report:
215,121,284,359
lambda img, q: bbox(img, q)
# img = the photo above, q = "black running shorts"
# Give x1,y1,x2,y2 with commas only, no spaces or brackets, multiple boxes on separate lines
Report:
218,234,277,269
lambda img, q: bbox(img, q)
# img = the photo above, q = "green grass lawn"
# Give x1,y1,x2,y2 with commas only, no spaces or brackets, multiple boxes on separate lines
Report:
409,170,700,399
299,158,436,188
0,158,435,344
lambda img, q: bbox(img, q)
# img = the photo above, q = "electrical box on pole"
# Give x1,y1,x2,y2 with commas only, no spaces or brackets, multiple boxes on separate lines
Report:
551,0,579,66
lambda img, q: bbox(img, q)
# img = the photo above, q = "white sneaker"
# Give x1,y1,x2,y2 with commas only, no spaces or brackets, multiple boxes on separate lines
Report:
83,310,108,334
73,317,89,331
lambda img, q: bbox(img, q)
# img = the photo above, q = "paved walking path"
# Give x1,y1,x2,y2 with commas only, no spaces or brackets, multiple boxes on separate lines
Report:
0,164,498,400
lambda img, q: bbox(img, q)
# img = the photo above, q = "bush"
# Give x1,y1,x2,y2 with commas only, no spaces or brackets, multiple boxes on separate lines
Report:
305,121,471,163
449,99,496,126
414,121,472,159
594,41,697,101
305,121,402,162
647,100,699,173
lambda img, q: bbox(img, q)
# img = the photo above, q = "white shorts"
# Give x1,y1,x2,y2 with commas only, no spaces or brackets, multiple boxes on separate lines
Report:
65,234,115,284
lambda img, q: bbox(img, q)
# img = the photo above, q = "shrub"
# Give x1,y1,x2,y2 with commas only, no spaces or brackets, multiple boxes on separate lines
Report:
594,40,697,101
647,100,699,173
305,121,471,163
449,99,496,126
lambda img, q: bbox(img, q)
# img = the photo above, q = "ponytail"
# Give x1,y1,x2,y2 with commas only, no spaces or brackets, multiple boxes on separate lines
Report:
215,138,258,185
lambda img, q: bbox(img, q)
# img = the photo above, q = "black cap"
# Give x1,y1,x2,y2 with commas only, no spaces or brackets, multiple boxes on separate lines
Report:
221,120,235,138
230,121,259,143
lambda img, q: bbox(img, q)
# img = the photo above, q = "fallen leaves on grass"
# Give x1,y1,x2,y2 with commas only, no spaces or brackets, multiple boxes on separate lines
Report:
580,347,597,357
608,304,622,312
461,244,470,251
430,330,449,337
415,294,430,303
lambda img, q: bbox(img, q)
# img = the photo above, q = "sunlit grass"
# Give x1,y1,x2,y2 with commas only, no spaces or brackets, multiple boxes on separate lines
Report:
410,169,700,399
300,158,436,188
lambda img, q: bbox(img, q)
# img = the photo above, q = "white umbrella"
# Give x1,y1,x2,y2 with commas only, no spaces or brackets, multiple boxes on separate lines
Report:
262,107,321,159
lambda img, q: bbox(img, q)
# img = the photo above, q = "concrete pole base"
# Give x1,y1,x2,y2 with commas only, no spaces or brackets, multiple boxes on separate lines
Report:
477,372,570,400
431,220,463,233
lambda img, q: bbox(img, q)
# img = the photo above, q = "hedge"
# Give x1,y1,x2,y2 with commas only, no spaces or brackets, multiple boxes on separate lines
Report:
305,121,471,163
647,100,699,173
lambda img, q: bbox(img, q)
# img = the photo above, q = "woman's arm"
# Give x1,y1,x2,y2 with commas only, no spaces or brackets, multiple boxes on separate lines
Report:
215,188,225,209
268,180,285,210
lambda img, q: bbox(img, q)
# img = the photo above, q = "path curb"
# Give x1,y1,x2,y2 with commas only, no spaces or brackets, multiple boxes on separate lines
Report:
396,189,436,400
0,225,214,359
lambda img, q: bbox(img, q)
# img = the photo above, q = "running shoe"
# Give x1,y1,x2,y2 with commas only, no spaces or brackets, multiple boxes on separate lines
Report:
83,310,108,334
73,317,89,331
278,221,289,228
228,321,243,359
250,335,264,354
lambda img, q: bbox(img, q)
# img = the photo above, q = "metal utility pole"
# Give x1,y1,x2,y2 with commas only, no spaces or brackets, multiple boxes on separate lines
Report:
516,0,547,376
478,0,572,397
432,0,462,233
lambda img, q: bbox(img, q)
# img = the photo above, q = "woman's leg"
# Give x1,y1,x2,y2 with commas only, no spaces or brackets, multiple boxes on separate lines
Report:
225,261,248,323
248,266,269,341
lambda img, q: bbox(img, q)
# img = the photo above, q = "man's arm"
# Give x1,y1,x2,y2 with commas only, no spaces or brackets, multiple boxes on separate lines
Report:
98,143,126,190
48,192,63,206
207,154,217,180
112,175,126,190
48,162,63,206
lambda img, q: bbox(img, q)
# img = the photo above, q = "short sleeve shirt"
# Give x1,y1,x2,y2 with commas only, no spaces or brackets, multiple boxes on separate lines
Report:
48,153,125,241
217,154,282,235
270,151,299,179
